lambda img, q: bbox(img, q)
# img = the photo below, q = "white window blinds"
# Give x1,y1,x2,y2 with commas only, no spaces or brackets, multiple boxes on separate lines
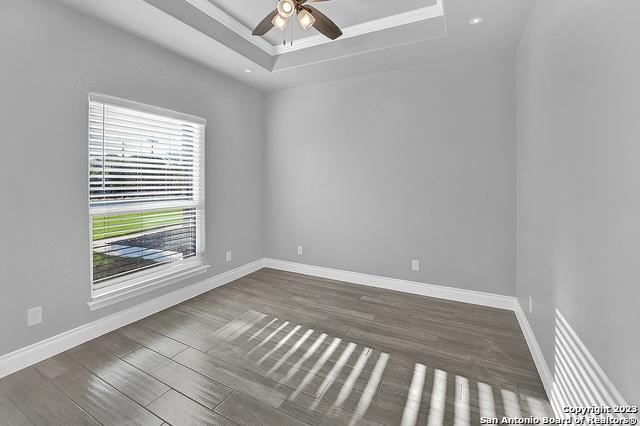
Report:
88,94,205,290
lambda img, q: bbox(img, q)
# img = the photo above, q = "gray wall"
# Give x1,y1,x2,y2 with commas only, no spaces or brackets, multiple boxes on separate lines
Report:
517,0,639,403
0,0,264,357
265,52,517,296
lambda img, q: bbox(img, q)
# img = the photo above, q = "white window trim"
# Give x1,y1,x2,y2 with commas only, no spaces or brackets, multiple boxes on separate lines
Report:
89,93,206,126
87,94,208,310
87,260,209,311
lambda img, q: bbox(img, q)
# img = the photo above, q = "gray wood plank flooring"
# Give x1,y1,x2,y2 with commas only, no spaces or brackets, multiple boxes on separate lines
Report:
148,390,235,426
51,366,163,425
0,389,32,426
0,268,551,425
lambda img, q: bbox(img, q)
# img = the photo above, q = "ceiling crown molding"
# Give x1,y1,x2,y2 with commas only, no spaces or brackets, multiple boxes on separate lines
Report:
184,0,275,54
183,0,444,57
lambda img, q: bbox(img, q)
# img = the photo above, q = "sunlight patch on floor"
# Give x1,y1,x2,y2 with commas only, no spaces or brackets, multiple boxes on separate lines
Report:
349,352,389,426
257,325,301,365
400,363,426,426
289,337,342,400
267,328,314,376
279,332,328,387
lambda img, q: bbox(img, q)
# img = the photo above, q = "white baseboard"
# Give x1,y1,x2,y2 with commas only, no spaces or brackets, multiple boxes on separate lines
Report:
0,258,265,379
1,257,514,379
514,300,556,411
263,258,516,311
5,255,632,413
514,301,635,419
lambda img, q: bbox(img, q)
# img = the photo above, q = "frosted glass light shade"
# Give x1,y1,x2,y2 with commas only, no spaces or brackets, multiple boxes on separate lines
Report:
277,0,295,18
272,14,289,31
297,9,316,31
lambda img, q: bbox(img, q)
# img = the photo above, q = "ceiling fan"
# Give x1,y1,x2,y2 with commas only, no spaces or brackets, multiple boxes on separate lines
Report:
252,0,343,41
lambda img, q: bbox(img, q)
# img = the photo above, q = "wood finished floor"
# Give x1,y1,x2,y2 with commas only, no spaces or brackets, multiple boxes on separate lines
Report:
0,268,552,425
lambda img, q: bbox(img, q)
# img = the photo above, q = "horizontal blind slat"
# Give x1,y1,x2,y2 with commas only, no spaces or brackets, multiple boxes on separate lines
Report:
89,96,205,288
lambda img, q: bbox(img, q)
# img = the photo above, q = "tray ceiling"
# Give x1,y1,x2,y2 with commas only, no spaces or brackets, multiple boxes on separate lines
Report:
183,0,443,56
56,0,536,90
206,0,438,46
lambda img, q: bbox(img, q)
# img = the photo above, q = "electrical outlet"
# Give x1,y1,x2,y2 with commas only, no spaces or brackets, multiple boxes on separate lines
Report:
27,306,42,327
411,259,420,271
528,296,533,314
297,245,303,255
226,251,232,262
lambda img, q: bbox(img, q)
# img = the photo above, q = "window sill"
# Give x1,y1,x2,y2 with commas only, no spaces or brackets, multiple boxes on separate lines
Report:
87,261,210,311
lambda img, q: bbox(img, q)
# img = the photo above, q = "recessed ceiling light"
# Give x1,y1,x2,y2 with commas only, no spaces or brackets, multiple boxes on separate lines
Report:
243,68,252,73
469,17,483,25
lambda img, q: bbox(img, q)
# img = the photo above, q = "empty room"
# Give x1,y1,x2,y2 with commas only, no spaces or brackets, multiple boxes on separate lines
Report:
0,0,637,424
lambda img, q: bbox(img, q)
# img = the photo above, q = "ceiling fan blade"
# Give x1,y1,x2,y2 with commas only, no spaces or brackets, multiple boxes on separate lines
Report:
252,10,278,36
304,5,342,40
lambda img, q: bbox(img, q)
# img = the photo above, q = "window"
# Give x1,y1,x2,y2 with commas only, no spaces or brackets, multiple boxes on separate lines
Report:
88,94,206,307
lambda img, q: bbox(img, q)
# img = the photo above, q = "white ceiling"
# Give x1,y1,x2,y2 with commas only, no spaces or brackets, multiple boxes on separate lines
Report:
183,0,444,57
209,0,437,45
56,0,536,91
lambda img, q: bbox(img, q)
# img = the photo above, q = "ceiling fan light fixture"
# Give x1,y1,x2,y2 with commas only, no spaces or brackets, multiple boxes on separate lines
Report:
252,0,341,40
272,13,289,31
297,9,316,31
277,0,295,18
